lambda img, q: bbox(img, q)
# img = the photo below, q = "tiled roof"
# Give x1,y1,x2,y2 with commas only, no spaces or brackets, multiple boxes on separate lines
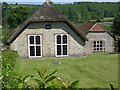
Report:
90,23,106,32
79,22,106,35
79,22,95,35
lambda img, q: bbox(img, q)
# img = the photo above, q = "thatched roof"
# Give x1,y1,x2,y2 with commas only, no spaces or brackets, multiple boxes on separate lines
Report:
7,2,87,44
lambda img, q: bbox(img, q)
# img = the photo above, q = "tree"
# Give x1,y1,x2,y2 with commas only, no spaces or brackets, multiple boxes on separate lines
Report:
113,3,120,53
8,7,29,29
2,2,11,24
2,2,10,11
113,13,120,35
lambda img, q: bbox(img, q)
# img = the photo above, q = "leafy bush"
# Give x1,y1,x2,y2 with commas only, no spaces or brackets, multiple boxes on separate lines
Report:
2,50,19,67
56,77,80,88
32,67,57,89
2,50,19,88
31,66,80,89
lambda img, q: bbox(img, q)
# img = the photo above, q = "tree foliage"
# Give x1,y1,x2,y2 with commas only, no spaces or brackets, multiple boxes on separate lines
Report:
8,7,29,29
113,13,120,35
2,2,118,27
2,50,19,88
2,2,11,25
54,2,118,23
113,2,120,35
113,2,120,53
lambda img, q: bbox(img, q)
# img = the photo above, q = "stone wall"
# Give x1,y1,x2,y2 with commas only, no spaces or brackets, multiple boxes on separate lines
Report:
10,22,85,58
85,32,114,54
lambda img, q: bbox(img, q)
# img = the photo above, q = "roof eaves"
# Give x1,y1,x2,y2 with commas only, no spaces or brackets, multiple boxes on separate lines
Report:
65,19,88,41
7,21,30,44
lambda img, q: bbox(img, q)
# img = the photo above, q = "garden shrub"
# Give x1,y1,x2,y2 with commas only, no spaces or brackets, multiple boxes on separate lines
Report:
2,50,19,88
2,50,18,65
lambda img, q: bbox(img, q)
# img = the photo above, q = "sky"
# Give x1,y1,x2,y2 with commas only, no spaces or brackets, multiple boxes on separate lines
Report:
0,0,120,3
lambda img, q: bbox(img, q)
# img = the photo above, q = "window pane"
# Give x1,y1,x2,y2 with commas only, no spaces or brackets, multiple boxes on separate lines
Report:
100,48,102,50
36,46,41,56
97,41,99,44
97,48,99,51
57,45,61,55
63,35,67,44
30,46,35,56
93,45,96,47
30,36,34,44
63,45,67,55
100,41,102,44
36,36,40,44
94,41,96,44
97,45,100,47
57,35,61,44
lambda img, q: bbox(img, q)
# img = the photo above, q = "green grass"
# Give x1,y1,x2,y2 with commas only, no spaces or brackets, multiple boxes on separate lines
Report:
101,17,114,22
15,53,118,88
100,23,113,34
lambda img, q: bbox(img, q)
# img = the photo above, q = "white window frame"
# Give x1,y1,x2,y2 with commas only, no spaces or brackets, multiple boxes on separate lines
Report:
55,34,69,57
92,41,105,52
28,35,42,58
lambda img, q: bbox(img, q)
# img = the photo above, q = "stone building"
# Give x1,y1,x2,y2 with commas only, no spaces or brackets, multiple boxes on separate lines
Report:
7,2,87,58
7,2,115,58
80,22,115,54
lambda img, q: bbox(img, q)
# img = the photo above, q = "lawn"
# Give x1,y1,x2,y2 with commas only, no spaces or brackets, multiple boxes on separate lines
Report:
101,17,114,22
15,53,118,88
